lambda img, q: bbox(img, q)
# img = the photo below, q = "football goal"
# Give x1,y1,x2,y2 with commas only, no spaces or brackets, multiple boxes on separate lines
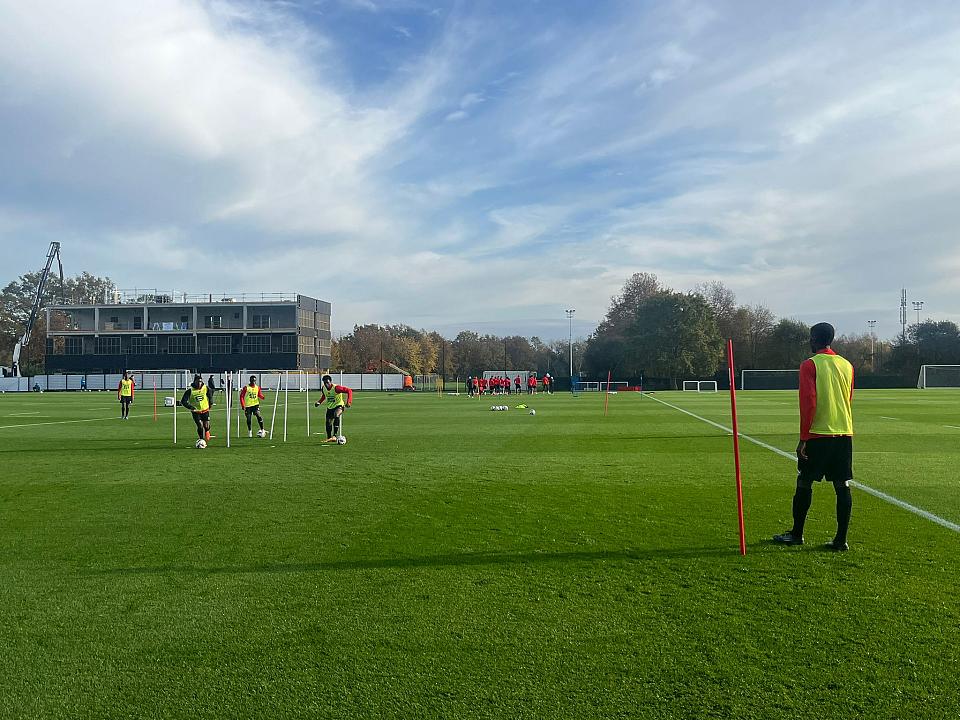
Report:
575,381,601,392
682,380,718,392
740,369,799,390
917,365,960,389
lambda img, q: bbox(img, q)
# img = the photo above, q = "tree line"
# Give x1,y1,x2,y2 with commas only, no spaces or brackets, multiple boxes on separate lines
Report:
0,271,115,375
3,265,958,384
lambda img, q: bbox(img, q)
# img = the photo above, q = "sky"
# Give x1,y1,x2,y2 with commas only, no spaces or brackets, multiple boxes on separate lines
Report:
2,0,960,341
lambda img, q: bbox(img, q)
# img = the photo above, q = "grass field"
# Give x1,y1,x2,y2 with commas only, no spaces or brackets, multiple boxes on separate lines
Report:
1,387,959,719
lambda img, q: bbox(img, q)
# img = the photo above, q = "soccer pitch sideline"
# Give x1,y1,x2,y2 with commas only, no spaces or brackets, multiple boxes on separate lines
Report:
0,389,958,719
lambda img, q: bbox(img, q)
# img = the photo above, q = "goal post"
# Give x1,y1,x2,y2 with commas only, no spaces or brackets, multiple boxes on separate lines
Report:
740,369,800,390
682,380,718,392
917,365,960,389
126,369,192,444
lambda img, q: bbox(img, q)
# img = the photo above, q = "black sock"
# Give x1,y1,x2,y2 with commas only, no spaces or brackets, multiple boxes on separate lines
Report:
835,484,852,543
792,486,813,536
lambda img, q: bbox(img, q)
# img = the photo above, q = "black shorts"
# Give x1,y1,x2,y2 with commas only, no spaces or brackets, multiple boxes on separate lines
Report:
798,436,853,483
245,405,262,417
120,396,132,404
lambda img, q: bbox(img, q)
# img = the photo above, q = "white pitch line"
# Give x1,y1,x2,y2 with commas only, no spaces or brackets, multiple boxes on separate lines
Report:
879,416,898,420
643,393,960,534
945,426,960,430
0,413,155,430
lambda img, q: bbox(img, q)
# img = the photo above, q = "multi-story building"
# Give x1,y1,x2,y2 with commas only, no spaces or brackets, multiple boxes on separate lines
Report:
44,291,331,373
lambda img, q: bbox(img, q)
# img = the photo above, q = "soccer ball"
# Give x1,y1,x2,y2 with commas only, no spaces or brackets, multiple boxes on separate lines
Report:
195,439,207,449
529,409,536,416
336,435,347,445
256,429,267,438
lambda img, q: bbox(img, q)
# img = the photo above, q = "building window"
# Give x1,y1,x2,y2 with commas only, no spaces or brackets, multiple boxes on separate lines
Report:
204,315,222,329
180,316,189,323
298,309,316,329
298,336,315,354
168,335,195,354
133,316,143,330
318,339,331,356
130,337,157,354
243,335,271,353
251,314,270,329
316,314,330,331
65,337,83,355
96,336,121,355
208,336,232,354
281,335,297,353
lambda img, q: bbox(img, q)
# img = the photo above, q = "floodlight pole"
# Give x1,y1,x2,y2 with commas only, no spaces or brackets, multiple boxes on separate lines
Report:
913,301,924,326
867,320,877,371
565,309,575,389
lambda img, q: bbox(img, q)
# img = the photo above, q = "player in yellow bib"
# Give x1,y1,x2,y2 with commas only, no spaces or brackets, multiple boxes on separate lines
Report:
239,375,265,437
117,372,135,419
774,322,855,551
180,374,212,444
314,374,353,443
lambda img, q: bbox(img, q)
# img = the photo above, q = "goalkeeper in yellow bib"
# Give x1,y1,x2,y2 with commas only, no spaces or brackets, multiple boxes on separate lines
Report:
314,374,353,443
180,374,212,444
239,375,265,437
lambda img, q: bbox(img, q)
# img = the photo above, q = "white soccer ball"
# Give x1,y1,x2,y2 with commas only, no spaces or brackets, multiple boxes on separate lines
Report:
195,439,207,449
336,435,347,445
257,429,267,438
490,406,496,411
529,409,536,415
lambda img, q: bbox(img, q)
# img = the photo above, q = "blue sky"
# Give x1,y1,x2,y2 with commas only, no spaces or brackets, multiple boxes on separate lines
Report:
3,1,960,341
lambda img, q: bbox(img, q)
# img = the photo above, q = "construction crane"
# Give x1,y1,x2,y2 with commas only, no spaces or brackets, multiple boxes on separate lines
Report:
12,242,64,377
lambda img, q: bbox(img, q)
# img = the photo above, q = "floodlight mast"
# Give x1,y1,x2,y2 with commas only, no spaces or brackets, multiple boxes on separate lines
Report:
12,242,64,377
565,309,575,383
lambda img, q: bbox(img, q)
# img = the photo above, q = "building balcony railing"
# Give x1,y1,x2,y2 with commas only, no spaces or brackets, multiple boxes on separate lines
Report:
51,290,301,306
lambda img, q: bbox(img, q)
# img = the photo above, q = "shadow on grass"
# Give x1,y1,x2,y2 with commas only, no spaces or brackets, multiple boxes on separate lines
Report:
88,544,778,577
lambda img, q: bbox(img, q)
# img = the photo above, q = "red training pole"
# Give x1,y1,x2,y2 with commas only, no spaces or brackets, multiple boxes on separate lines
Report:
153,378,157,422
727,339,747,556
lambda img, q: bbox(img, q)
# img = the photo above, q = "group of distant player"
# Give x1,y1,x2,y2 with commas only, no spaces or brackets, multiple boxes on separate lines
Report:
467,373,553,396
116,371,353,448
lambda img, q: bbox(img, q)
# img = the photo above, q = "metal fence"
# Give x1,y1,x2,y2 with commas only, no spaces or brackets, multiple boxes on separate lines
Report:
0,372,435,392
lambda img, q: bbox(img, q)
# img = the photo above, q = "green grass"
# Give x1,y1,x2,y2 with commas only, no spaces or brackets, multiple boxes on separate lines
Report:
0,388,958,719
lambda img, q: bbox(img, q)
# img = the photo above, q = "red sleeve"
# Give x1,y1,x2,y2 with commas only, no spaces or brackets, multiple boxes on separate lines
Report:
335,385,353,404
240,391,245,408
799,359,817,440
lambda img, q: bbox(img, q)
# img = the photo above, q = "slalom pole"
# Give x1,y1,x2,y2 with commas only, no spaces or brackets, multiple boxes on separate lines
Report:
226,374,231,449
305,371,310,437
173,374,178,445
235,371,240,438
283,370,289,443
153,377,157,421
603,369,612,416
727,339,747,556
269,372,280,440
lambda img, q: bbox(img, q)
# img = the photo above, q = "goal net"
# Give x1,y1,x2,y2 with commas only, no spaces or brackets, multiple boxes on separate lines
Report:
127,369,193,390
740,369,799,390
682,380,718,392
575,381,600,392
917,365,960,389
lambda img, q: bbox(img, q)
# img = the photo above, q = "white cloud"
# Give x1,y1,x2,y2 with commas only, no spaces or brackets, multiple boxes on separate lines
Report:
5,1,960,342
